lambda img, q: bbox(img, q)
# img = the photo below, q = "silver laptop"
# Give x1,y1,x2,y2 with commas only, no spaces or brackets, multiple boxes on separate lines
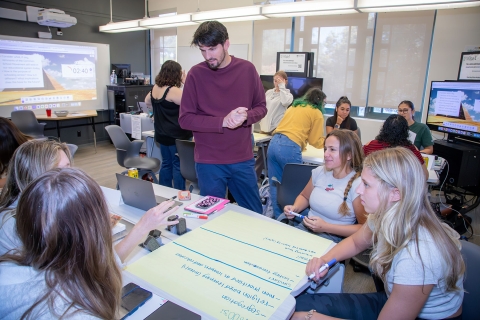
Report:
116,174,182,211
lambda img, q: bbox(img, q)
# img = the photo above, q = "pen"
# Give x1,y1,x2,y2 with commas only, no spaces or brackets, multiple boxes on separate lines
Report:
169,196,177,200
289,211,305,219
308,259,337,280
183,213,208,220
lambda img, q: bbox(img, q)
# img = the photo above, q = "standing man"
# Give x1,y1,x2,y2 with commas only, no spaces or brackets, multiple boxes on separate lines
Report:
397,100,434,154
179,21,267,213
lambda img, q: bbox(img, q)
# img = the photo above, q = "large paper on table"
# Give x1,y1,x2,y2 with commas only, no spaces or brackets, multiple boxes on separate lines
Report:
126,211,333,319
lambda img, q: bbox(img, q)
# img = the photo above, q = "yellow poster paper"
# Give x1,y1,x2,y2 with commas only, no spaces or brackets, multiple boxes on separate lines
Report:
126,211,333,319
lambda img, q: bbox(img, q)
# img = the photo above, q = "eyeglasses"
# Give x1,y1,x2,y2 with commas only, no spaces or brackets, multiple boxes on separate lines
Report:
398,109,411,114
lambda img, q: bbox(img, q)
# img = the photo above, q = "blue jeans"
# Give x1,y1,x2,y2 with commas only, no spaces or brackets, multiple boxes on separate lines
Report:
196,159,262,214
159,144,185,190
267,134,302,218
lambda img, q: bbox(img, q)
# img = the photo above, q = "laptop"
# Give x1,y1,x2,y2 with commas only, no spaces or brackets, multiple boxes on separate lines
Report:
116,174,182,211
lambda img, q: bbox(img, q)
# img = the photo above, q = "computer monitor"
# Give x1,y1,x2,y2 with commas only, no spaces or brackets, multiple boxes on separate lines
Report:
259,75,323,99
426,80,480,143
111,63,131,78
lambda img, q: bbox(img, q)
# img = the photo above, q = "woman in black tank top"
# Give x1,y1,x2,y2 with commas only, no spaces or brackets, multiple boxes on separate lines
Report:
145,60,192,190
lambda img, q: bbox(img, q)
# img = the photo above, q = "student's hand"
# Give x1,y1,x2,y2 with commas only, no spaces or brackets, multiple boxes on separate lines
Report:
283,205,297,219
336,115,345,125
302,216,327,233
136,200,179,233
306,256,329,281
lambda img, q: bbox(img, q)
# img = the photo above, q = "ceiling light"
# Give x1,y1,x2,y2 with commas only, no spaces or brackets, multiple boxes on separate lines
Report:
140,14,198,29
262,0,356,17
192,6,267,22
357,0,480,12
99,20,146,33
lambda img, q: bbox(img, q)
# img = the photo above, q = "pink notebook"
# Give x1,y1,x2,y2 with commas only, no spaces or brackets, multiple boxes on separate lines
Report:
184,196,230,215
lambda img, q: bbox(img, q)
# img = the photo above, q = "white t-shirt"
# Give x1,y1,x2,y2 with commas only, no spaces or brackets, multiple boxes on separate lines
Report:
308,166,361,225
259,83,293,133
368,217,464,319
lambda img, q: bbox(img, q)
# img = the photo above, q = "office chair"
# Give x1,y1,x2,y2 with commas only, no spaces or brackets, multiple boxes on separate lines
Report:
11,110,46,139
275,163,318,223
175,139,199,193
460,240,480,319
105,125,160,186
66,143,78,158
356,126,362,142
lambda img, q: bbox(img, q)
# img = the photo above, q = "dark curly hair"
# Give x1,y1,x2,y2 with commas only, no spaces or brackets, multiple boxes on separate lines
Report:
334,96,352,129
376,114,412,147
155,60,182,88
191,21,229,47
291,87,326,113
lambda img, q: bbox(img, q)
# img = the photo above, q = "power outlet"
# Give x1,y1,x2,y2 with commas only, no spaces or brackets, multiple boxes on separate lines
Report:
77,131,81,137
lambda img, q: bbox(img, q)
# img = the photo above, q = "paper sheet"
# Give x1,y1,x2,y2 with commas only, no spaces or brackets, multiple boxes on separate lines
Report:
126,211,333,320
131,115,142,139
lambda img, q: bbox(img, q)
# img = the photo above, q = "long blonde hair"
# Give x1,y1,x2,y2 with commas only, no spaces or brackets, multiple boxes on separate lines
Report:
325,130,364,216
0,140,71,210
365,147,464,291
0,168,122,319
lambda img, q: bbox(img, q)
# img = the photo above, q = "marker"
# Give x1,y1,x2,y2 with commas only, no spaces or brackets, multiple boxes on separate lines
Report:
169,196,177,200
183,213,208,220
308,259,337,280
289,211,305,219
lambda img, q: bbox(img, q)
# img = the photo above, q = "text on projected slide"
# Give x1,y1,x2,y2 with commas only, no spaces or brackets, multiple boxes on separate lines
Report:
0,38,97,108
126,211,333,319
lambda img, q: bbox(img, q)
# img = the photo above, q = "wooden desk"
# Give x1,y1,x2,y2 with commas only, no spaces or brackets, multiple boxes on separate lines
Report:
36,110,99,152
102,185,336,319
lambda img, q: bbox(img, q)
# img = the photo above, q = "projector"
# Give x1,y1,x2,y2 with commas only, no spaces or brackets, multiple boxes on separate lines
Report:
37,9,77,28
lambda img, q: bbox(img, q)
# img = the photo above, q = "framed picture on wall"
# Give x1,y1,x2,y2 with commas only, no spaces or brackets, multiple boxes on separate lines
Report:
458,51,480,81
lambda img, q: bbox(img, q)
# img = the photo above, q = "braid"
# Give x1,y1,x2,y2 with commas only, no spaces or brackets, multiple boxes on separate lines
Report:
338,170,361,216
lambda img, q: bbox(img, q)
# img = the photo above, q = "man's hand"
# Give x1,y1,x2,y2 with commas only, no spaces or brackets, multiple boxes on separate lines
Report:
223,107,248,129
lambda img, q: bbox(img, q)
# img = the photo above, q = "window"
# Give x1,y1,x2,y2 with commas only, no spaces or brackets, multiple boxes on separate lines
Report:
150,28,177,76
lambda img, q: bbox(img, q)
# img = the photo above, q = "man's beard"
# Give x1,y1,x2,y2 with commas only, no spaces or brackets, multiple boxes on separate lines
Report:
206,50,226,70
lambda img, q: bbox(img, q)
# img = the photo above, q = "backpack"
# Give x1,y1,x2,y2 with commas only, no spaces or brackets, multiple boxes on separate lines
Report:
259,179,273,218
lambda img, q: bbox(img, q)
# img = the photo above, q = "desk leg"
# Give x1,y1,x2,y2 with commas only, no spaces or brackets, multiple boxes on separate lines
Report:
56,120,61,141
91,117,97,153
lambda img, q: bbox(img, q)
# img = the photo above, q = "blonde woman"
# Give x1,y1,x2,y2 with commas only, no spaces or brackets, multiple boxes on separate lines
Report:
283,130,366,242
292,147,464,320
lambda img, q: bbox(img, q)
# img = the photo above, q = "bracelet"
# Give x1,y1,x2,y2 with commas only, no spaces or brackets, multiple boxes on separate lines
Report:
305,309,316,320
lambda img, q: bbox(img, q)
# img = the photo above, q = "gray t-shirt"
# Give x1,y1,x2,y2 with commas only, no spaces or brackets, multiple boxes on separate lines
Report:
0,262,100,319
308,166,361,225
368,217,464,319
0,202,21,256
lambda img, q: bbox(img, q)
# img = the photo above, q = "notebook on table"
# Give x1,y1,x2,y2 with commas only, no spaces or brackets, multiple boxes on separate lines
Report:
116,174,182,211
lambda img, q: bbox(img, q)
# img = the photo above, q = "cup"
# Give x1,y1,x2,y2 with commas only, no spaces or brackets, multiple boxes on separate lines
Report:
46,108,52,117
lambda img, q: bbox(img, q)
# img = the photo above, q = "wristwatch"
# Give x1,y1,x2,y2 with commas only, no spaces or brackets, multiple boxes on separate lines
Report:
305,309,316,319
334,124,340,129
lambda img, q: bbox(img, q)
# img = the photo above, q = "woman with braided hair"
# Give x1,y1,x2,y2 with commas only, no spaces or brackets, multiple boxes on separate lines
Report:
284,130,367,242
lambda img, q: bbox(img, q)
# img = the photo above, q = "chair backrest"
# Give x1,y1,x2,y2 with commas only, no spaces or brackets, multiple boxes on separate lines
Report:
10,110,45,138
105,125,133,167
460,240,480,319
66,144,78,158
277,163,318,210
175,139,197,183
356,125,362,142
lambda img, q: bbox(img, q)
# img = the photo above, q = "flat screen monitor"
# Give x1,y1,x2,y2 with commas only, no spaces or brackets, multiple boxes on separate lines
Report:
259,75,323,99
112,63,131,78
426,81,480,143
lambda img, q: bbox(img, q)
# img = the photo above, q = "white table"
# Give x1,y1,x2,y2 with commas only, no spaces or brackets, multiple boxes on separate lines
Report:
102,184,334,319
302,144,324,165
253,132,273,175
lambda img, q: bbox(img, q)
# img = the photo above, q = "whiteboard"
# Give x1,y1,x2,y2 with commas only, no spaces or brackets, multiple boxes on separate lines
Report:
177,44,249,72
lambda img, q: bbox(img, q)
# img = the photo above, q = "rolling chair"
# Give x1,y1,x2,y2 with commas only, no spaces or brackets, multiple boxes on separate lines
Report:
275,163,318,224
460,240,480,319
175,139,199,193
11,110,46,139
66,144,78,158
105,125,160,186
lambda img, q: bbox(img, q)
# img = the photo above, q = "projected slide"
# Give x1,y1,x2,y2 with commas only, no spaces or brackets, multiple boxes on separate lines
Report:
427,81,480,134
0,39,97,108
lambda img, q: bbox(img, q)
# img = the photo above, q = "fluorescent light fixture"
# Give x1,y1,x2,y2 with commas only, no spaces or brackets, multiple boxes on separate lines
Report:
99,20,146,33
192,6,267,22
140,13,197,29
357,0,480,12
262,0,356,17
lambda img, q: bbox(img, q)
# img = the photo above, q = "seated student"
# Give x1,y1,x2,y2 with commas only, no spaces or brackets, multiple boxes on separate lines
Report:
0,117,31,191
325,96,358,135
283,130,367,243
292,148,464,320
398,100,434,154
363,114,425,165
0,140,178,263
268,88,326,219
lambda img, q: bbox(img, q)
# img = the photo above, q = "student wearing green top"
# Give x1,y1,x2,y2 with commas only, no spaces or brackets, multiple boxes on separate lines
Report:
397,100,434,154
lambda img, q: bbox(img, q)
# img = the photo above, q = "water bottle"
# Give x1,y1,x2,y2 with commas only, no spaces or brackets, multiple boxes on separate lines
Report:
114,72,117,84
110,70,116,84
